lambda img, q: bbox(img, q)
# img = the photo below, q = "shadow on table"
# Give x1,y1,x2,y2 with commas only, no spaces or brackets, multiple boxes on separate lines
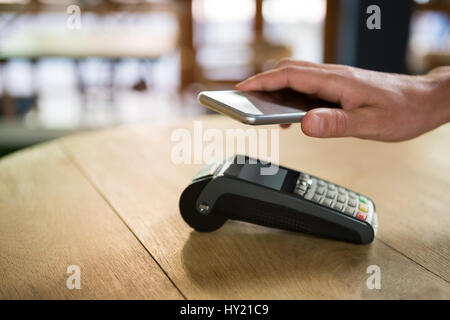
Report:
181,220,373,298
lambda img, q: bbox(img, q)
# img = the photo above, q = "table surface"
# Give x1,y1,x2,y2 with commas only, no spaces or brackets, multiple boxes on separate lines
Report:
1,115,449,299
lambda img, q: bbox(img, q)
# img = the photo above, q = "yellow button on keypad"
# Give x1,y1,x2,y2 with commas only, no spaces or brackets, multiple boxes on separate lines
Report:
359,202,369,213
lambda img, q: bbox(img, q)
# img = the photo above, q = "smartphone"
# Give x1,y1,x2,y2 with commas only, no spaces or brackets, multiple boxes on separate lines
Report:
197,88,340,125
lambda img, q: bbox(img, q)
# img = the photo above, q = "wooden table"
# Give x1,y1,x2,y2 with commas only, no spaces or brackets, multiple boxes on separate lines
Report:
1,115,449,299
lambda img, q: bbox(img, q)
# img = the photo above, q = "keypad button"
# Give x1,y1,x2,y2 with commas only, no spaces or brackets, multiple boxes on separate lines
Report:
317,180,326,187
299,180,308,187
348,199,358,207
304,187,315,200
328,184,336,191
359,203,369,213
333,202,344,211
356,211,368,221
349,191,358,198
344,206,355,216
295,188,306,196
298,184,308,191
326,191,336,199
312,194,322,203
359,196,368,204
316,187,325,195
338,187,346,194
300,173,310,180
322,198,333,207
337,195,346,203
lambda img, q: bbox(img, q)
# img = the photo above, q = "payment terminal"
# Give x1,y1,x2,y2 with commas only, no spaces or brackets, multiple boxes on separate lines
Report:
179,155,378,244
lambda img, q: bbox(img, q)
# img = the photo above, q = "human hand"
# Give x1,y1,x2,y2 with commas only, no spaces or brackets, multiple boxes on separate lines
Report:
236,59,450,142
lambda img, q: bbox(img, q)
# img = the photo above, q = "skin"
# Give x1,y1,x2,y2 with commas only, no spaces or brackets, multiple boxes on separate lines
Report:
236,58,450,142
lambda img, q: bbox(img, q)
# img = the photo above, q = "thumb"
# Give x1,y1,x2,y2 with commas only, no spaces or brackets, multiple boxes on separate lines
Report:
301,108,356,138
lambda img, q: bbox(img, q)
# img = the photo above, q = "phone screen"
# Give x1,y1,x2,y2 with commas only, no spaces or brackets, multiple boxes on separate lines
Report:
203,89,339,116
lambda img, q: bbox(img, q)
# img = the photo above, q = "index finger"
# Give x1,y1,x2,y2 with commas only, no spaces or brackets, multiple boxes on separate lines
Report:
236,66,356,104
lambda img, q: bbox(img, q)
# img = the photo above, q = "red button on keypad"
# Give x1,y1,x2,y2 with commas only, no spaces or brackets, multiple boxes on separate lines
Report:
356,211,368,221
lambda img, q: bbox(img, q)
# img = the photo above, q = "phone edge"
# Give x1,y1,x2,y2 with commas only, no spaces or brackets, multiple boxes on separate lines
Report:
197,91,306,125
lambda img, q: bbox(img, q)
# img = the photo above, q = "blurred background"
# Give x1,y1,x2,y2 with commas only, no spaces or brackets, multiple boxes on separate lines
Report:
0,0,449,156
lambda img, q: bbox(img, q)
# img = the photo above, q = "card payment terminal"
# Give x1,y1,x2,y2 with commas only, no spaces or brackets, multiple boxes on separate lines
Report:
179,156,378,244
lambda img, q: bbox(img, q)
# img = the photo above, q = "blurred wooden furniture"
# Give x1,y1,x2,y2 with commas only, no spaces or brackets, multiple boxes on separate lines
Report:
0,0,180,59
323,0,340,63
188,0,291,88
0,115,449,299
0,0,182,149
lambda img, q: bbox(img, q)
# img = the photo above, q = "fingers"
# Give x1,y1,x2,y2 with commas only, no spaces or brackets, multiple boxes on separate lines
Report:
274,58,350,72
275,58,321,69
236,66,352,104
301,108,363,138
280,123,291,129
427,66,450,76
235,66,323,92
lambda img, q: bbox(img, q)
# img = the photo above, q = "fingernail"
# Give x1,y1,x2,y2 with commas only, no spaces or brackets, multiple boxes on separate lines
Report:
236,75,256,90
235,81,246,89
307,114,323,136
